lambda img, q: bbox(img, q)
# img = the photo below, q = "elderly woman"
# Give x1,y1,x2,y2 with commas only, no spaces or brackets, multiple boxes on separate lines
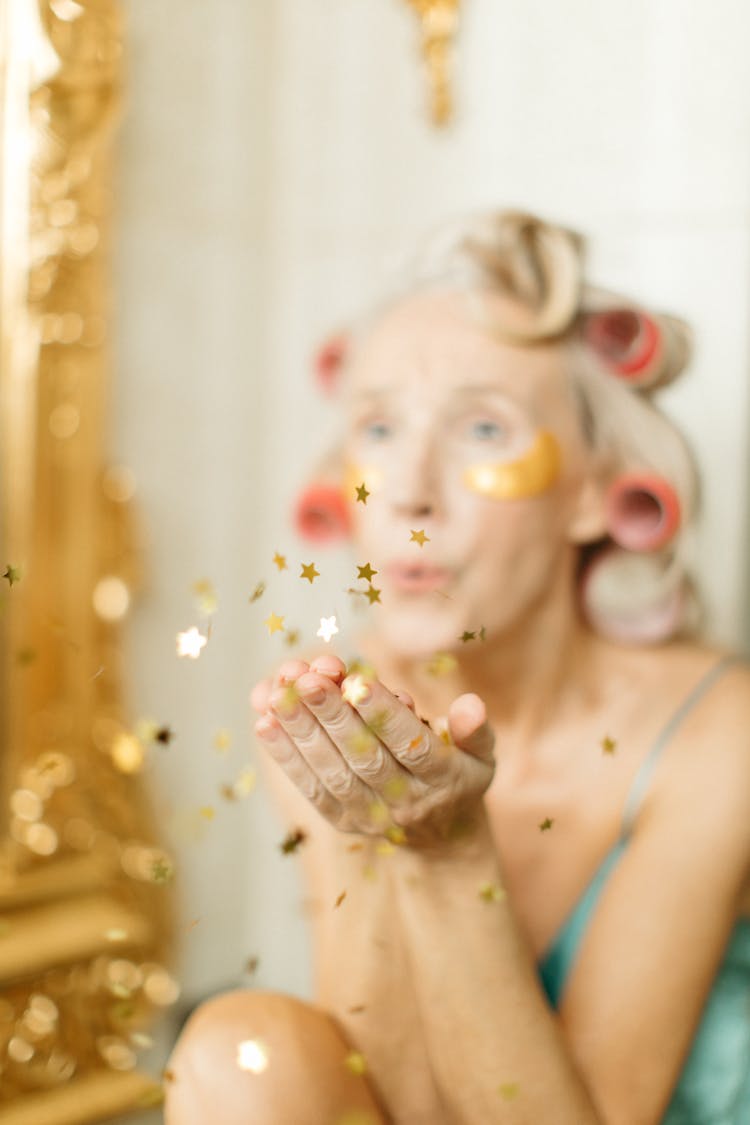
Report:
165,212,750,1125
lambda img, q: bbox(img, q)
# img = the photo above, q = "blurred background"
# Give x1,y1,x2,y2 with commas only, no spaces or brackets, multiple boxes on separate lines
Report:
3,0,750,1120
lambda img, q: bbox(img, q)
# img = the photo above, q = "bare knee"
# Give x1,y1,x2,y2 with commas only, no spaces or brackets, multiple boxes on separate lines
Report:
163,989,386,1125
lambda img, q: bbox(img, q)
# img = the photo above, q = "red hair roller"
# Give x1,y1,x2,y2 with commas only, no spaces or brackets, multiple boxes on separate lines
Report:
583,309,662,386
605,473,681,553
313,331,349,395
293,483,351,544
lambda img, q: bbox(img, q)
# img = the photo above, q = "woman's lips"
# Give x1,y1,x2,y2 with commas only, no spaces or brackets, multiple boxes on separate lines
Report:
384,561,454,593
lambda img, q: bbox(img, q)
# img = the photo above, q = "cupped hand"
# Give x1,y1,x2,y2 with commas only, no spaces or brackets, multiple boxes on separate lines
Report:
251,654,495,847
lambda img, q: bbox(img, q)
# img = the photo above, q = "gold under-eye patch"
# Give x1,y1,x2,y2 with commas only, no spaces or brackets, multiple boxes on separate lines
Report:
462,429,561,499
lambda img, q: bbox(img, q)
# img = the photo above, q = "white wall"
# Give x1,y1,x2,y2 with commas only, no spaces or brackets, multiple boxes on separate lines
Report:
114,0,750,1012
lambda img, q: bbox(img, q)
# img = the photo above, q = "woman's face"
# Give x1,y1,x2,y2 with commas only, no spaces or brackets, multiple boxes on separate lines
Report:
342,289,599,657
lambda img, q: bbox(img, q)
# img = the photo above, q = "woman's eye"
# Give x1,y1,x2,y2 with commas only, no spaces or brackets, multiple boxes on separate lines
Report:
468,418,507,442
362,420,392,442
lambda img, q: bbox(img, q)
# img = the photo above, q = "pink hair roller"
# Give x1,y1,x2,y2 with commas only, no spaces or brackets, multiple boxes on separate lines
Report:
293,483,351,544
605,473,681,553
313,331,349,395
579,545,687,645
583,308,663,387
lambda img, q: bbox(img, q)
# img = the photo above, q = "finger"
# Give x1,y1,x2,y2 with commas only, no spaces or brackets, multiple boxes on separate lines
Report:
309,653,347,682
339,675,447,782
250,677,272,714
255,714,343,821
394,690,416,711
447,694,495,763
271,659,310,694
292,673,416,806
269,686,386,820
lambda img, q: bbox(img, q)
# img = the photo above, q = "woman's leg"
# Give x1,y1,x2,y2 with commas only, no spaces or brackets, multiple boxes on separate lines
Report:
163,989,389,1125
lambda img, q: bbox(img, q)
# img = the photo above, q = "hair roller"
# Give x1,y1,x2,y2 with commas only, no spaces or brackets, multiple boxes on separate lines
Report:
581,307,691,390
605,472,681,553
579,545,689,645
313,330,349,395
293,482,351,544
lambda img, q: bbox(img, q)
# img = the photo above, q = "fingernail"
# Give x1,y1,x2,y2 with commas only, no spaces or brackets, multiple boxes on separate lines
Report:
298,685,325,706
256,718,279,741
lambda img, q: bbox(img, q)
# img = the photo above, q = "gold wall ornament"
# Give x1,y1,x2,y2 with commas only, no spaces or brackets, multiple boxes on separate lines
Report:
0,0,173,1120
402,0,461,126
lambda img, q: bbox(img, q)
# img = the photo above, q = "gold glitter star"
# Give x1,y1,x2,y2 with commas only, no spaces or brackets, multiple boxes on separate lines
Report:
248,580,266,603
601,735,617,754
498,1082,519,1100
300,562,320,584
264,612,285,635
479,882,506,903
285,628,301,647
355,483,370,504
357,563,377,582
280,828,307,855
155,726,174,745
213,728,232,752
176,626,208,659
409,529,429,546
316,615,339,643
344,1051,367,1076
459,630,476,643
539,817,554,832
425,652,458,676
342,675,371,706
3,564,21,587
272,552,287,571
364,585,381,605
151,858,175,885
191,578,217,615
334,891,347,909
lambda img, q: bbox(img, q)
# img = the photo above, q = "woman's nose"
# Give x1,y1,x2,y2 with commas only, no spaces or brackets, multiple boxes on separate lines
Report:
390,437,441,519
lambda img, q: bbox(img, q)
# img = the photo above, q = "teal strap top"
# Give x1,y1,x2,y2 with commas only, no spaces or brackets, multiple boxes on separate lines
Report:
537,654,750,1123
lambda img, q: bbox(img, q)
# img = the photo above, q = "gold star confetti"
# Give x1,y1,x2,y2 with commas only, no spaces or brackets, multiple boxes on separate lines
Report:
214,728,232,752
284,628,301,647
539,817,554,832
425,652,457,676
155,726,174,745
199,806,215,820
220,784,236,802
3,564,21,586
16,646,36,666
334,891,347,909
280,828,307,855
385,824,407,845
344,1051,367,1076
409,529,429,546
237,1039,269,1074
316,615,339,643
244,956,259,976
459,630,476,643
191,578,217,615
364,585,381,605
300,562,320,584
479,625,487,641
264,612,285,635
162,1069,176,1084
479,882,506,903
342,674,371,706
248,581,266,603
357,563,377,582
176,626,208,659
355,483,370,504
498,1082,519,1100
272,552,287,571
601,735,617,754
376,841,396,857
348,1004,366,1015
151,857,175,885
408,736,423,751
232,766,257,798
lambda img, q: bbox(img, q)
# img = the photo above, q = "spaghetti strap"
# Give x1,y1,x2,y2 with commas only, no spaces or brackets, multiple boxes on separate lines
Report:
620,653,742,839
